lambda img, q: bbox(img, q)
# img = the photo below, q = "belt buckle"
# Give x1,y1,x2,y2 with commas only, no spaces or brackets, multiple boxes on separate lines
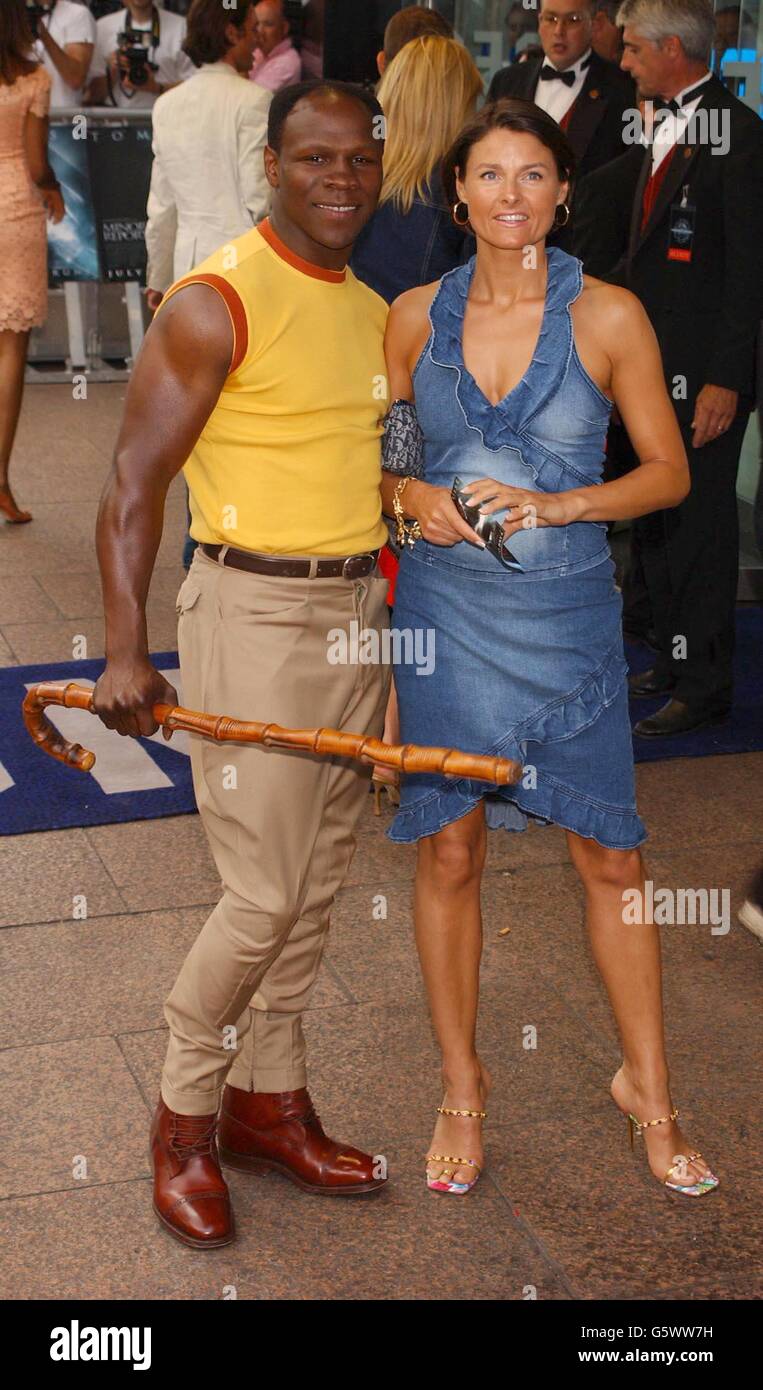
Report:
341,552,374,580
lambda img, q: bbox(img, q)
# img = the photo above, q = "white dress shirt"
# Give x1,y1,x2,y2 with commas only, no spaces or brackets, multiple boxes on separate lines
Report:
145,62,272,292
649,70,713,172
89,7,195,109
533,47,593,125
34,0,96,111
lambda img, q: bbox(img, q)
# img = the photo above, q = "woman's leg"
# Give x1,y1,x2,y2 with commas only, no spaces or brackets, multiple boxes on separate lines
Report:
0,328,32,517
566,832,716,1186
414,802,491,1185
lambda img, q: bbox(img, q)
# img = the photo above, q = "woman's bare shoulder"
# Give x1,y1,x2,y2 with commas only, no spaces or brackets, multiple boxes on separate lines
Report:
385,280,441,370
580,275,646,322
578,275,652,346
389,279,440,327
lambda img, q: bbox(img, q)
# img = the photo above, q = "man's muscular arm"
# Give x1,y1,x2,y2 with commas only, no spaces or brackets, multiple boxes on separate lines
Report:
93,285,232,738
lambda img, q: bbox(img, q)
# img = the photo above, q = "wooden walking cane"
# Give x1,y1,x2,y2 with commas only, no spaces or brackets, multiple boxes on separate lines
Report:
22,682,523,786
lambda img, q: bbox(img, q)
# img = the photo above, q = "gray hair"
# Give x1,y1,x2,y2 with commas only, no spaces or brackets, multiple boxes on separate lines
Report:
615,0,715,61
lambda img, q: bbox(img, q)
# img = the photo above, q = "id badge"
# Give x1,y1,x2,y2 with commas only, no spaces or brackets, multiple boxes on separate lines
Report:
668,194,696,263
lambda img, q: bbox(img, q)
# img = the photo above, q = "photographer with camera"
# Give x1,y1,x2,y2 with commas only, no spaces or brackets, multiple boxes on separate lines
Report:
28,0,95,110
86,1,194,109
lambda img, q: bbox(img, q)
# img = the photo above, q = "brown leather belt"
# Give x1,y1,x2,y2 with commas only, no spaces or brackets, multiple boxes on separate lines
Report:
201,542,380,580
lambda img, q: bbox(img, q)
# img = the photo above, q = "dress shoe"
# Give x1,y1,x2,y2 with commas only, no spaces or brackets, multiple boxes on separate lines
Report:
149,1096,235,1248
633,698,730,738
218,1085,386,1196
628,667,676,699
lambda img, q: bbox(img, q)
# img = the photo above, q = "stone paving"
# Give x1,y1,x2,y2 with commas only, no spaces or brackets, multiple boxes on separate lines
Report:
1,385,761,1300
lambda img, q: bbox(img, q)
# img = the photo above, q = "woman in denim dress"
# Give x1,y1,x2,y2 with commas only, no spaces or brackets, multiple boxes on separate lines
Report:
381,100,719,1199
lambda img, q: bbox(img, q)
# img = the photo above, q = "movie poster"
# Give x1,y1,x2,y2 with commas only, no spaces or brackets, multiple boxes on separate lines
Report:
47,120,100,284
86,119,154,283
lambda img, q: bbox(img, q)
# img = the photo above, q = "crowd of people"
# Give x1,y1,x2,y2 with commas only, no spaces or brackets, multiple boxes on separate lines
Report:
20,0,301,110
1,0,762,1239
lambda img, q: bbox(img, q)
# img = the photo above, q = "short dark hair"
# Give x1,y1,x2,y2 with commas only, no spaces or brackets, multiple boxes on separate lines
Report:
183,0,254,68
267,80,383,153
441,98,576,207
383,5,453,63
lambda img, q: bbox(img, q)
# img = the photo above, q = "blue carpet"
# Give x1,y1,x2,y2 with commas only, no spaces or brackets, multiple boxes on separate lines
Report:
0,651,193,836
1,609,760,835
628,605,763,763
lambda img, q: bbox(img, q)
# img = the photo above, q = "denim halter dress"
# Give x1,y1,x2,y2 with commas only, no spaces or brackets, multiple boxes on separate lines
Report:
388,247,647,850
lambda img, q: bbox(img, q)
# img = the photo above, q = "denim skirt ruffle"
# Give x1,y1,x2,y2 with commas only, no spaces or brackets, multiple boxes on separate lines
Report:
388,544,647,850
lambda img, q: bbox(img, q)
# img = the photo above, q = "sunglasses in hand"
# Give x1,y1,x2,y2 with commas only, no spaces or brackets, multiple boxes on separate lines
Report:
451,477,524,571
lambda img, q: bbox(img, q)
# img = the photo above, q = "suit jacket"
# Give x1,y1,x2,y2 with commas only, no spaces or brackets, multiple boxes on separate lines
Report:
487,51,636,185
146,62,272,292
574,75,763,419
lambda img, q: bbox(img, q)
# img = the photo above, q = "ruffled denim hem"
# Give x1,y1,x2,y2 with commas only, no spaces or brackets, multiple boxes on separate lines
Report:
387,773,647,851
505,644,629,751
387,644,646,850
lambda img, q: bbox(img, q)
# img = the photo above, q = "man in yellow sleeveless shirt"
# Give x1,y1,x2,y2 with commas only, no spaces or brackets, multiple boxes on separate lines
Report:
94,81,391,1248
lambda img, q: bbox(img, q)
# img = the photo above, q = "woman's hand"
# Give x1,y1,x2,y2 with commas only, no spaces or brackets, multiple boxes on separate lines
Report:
41,187,65,223
406,480,486,548
462,479,579,539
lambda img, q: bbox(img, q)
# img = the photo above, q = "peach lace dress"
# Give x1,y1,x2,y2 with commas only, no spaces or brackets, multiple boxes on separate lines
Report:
0,65,52,333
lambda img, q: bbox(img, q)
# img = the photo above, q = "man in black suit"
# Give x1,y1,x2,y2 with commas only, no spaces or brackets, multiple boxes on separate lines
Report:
574,0,763,736
487,0,635,245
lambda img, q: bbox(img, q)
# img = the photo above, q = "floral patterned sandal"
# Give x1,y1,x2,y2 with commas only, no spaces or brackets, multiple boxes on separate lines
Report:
626,1105,719,1196
425,1105,486,1195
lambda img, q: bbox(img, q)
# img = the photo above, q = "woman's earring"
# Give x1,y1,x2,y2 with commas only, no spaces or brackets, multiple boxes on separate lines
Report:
553,202,571,228
452,200,470,227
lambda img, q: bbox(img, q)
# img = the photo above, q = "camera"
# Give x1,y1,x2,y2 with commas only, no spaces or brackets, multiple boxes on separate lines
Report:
26,2,51,39
116,30,158,87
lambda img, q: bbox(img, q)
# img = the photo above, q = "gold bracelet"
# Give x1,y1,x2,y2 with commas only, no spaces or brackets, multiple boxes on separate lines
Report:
392,476,423,549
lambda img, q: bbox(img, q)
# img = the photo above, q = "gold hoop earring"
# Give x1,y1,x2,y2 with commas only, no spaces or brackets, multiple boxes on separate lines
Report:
554,202,571,228
452,200,470,227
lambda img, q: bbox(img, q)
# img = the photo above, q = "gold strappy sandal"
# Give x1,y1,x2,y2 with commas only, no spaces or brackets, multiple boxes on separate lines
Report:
626,1105,719,1196
426,1105,486,1195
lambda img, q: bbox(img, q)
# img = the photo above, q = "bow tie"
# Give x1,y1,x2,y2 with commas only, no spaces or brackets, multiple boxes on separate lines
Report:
539,64,576,86
653,81,709,121
653,98,681,121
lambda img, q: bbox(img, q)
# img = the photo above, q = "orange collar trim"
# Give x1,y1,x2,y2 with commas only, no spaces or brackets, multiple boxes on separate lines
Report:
256,218,347,283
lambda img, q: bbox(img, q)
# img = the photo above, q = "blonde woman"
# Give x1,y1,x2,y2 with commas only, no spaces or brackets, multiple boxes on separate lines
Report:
351,35,483,305
353,36,483,804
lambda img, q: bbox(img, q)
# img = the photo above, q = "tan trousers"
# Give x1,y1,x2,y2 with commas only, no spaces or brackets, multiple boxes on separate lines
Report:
160,547,390,1116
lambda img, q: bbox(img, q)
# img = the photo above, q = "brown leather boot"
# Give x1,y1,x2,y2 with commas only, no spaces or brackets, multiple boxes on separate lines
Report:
218,1085,387,1196
149,1096,235,1248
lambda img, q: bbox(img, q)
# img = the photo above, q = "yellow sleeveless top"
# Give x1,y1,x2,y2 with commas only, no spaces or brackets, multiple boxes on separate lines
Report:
156,218,389,556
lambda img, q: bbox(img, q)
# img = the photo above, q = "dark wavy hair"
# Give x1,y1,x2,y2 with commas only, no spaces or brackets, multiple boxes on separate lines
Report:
183,0,255,68
0,0,37,84
441,98,577,209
